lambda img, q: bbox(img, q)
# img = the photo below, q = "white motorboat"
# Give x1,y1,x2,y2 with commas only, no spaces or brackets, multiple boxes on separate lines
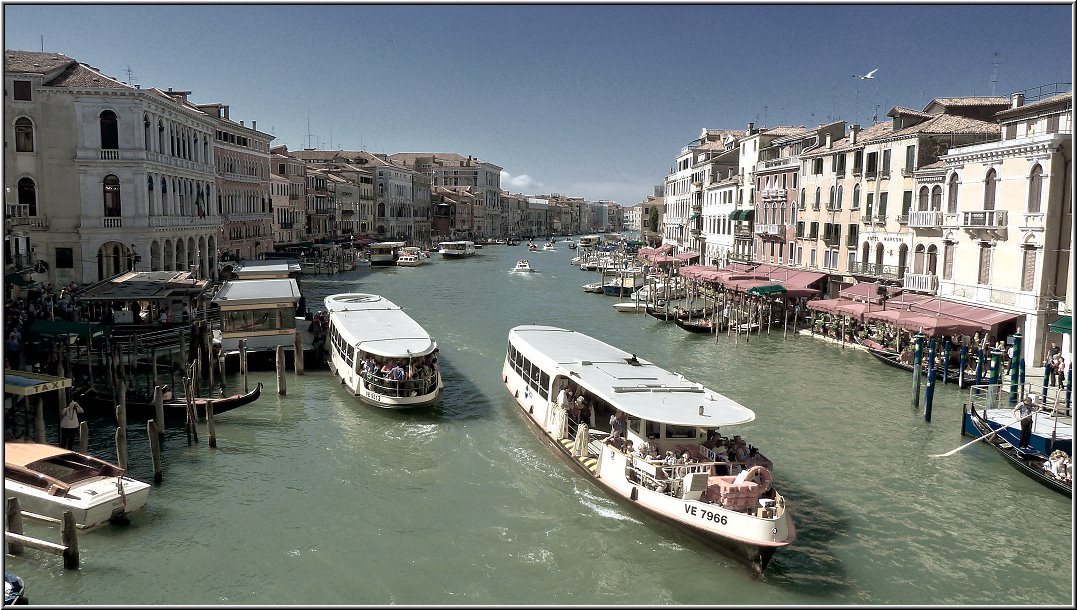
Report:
368,241,406,267
612,302,645,313
439,241,477,258
397,247,424,267
502,326,794,576
511,259,535,273
4,442,151,529
323,293,443,408
543,243,556,251
582,282,604,294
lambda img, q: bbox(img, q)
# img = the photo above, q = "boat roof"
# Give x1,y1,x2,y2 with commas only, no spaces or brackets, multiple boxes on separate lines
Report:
370,241,406,248
509,325,755,427
441,241,474,246
211,278,301,306
4,441,73,467
324,294,436,358
232,259,300,278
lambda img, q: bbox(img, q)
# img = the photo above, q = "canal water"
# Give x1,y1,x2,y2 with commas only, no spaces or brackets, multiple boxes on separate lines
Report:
10,243,1072,605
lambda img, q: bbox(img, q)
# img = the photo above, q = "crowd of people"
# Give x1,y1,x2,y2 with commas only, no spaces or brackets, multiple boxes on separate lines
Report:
4,281,83,371
357,352,439,397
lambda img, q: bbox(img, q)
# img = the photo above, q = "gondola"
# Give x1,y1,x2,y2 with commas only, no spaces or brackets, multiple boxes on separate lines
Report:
966,405,1071,497
674,317,726,334
72,381,262,423
646,304,710,323
864,345,972,388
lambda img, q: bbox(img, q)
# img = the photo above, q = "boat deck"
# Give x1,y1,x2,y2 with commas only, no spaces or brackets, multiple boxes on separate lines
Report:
980,408,1073,443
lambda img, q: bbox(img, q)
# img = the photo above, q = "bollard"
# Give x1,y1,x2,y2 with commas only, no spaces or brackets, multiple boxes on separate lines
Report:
974,347,984,385
78,421,88,454
147,420,162,484
34,397,45,444
240,339,249,394
924,338,937,422
1019,358,1026,393
276,345,287,396
207,401,216,448
178,332,187,369
958,344,968,388
1042,360,1052,403
61,511,79,570
1008,331,1022,404
152,348,159,389
988,348,1002,409
115,424,127,471
154,385,165,443
294,329,305,375
942,338,951,385
911,332,925,409
6,497,24,555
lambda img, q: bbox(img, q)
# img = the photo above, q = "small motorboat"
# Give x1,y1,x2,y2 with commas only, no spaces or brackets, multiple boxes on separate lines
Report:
397,253,423,267
511,259,535,273
612,302,644,313
4,572,26,606
582,282,604,294
528,242,539,252
543,243,556,251
4,442,151,529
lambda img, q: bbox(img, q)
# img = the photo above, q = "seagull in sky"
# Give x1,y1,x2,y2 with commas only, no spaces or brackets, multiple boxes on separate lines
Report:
854,68,879,80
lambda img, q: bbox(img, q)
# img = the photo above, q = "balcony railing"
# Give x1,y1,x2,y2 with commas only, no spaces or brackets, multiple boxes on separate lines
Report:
852,167,863,176
224,172,262,184
729,251,754,263
903,273,939,294
848,261,905,280
873,215,887,225
896,214,909,225
103,216,122,228
754,223,780,236
861,214,874,224
100,149,120,160
865,171,877,180
823,234,841,247
908,210,944,229
960,210,1008,228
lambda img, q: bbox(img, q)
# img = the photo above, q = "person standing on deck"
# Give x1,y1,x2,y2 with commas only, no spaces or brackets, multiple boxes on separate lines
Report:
59,400,83,450
1012,395,1039,449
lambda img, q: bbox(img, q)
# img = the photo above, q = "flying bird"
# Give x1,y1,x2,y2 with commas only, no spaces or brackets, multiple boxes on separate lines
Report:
854,68,879,80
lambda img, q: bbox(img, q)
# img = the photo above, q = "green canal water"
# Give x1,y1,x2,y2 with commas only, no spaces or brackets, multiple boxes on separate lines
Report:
8,244,1072,605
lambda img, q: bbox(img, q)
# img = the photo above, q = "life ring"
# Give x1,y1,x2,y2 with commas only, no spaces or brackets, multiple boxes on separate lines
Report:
744,465,772,493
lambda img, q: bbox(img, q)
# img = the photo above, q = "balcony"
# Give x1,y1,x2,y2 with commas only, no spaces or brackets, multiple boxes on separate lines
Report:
896,214,909,225
865,171,877,180
961,209,1007,228
754,223,781,236
729,251,754,263
907,210,943,229
823,234,841,247
903,273,939,294
100,149,120,160
849,261,905,280
852,167,863,177
149,215,218,227
873,215,887,225
103,216,122,228
761,188,787,200
224,172,262,184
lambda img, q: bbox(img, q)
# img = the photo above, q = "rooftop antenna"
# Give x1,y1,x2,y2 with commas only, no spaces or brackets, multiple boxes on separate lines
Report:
306,109,313,149
763,105,768,126
990,51,1001,95
40,35,43,52
123,65,136,85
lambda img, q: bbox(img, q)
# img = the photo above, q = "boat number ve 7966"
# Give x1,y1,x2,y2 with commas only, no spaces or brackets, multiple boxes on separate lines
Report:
685,504,727,525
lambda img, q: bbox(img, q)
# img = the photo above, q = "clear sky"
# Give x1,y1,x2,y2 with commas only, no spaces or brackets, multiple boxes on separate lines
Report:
3,3,1073,206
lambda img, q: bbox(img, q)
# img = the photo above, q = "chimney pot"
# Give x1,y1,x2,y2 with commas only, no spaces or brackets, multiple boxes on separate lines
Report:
1011,92,1025,109
826,133,832,149
851,124,860,144
252,120,256,130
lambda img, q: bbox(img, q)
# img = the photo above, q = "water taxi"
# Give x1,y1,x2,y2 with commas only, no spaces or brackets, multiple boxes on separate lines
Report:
323,293,443,408
397,247,424,267
578,234,601,248
4,442,151,529
368,241,406,267
438,241,476,258
502,325,794,575
511,259,535,273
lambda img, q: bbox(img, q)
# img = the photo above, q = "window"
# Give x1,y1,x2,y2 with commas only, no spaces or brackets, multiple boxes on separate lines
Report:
812,158,823,175
947,174,959,214
14,117,34,152
977,243,991,285
918,187,929,211
796,221,804,238
1004,123,1017,139
905,145,915,173
100,110,118,150
13,80,31,100
852,184,861,209
836,185,843,209
878,192,888,218
847,223,858,247
810,248,817,267
866,151,878,176
866,193,874,218
809,221,819,239
814,187,821,209
942,242,954,279
1046,114,1060,133
1028,165,1043,213
881,149,891,175
56,247,74,269
17,177,37,216
828,186,835,208
1021,246,1036,291
984,169,998,210
903,191,914,217
103,175,121,217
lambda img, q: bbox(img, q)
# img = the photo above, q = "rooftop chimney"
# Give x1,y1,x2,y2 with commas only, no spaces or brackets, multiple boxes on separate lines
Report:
826,132,832,149
850,124,860,144
747,122,755,134
252,120,256,131
1011,92,1025,109
240,120,244,127
223,105,229,120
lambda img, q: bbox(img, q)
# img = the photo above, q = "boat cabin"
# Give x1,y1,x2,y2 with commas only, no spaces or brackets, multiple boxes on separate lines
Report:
210,278,303,353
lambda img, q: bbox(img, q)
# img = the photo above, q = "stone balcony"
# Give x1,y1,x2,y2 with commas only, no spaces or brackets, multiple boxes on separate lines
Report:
908,210,944,229
903,272,939,294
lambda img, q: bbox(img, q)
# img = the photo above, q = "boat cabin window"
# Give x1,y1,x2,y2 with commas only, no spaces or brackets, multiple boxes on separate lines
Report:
506,340,549,400
628,417,642,435
223,308,293,333
664,424,696,439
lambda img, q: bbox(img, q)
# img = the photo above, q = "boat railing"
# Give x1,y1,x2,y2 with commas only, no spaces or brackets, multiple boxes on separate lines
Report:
969,382,1070,416
363,374,439,398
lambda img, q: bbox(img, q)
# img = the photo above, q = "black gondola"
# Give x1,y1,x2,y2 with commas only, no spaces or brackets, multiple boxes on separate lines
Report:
864,345,972,388
674,317,727,334
966,405,1071,497
73,381,263,424
645,304,710,323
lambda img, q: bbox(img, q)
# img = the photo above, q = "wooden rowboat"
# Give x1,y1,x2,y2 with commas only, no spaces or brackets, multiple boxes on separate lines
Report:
966,405,1071,497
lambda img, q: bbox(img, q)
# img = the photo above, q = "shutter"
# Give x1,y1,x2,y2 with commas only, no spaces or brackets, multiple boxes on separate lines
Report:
943,243,954,280
1021,248,1036,291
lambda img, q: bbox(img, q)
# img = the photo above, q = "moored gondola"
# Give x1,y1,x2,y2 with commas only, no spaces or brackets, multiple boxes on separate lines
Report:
73,381,262,423
865,345,972,387
965,405,1071,497
674,317,726,334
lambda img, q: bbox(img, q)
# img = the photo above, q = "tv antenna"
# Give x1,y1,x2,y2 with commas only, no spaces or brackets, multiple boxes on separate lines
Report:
990,51,1001,96
307,109,313,149
123,65,136,85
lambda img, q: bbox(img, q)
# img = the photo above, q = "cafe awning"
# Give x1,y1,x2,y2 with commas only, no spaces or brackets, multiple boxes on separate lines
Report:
5,272,36,287
1049,315,1071,335
747,284,787,296
28,319,110,340
728,210,755,221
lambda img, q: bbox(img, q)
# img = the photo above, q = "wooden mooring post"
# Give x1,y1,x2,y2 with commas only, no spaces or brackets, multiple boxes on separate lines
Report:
5,497,80,569
147,420,163,483
154,385,165,443
78,421,88,454
240,339,249,394
276,345,287,396
207,401,216,448
294,329,305,375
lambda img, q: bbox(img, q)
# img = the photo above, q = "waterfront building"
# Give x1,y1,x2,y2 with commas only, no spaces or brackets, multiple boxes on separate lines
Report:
269,146,308,249
524,198,550,237
4,50,220,286
696,132,741,265
636,195,664,247
938,89,1072,362
389,153,503,239
624,204,642,233
196,103,273,261
498,191,528,238
664,129,731,252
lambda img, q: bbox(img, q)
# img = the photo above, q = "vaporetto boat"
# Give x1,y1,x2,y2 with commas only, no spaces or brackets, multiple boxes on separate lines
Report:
438,241,476,258
502,325,795,575
324,293,443,408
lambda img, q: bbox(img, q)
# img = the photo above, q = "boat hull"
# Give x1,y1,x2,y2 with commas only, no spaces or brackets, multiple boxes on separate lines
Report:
675,318,725,333
73,383,262,423
963,406,1071,497
4,476,150,529
866,346,972,387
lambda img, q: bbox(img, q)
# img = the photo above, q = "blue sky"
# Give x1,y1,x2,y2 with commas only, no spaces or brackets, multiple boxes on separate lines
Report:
4,3,1073,206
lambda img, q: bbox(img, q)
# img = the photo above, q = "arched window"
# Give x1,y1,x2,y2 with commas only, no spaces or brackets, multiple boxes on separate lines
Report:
828,186,835,208
852,184,861,209
926,244,938,275
103,175,121,217
15,117,34,152
918,186,929,211
984,168,998,210
836,185,843,209
18,177,37,216
143,115,151,151
913,243,926,274
814,187,821,209
1028,165,1043,213
800,188,806,208
158,121,165,153
1021,244,1037,291
930,186,942,211
161,177,169,215
947,174,959,214
99,110,118,150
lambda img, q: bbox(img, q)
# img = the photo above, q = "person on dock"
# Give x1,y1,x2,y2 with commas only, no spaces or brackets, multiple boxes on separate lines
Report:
1012,395,1039,449
59,400,83,450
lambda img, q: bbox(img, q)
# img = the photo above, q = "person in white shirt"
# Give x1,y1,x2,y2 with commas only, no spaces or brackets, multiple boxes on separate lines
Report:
59,400,83,449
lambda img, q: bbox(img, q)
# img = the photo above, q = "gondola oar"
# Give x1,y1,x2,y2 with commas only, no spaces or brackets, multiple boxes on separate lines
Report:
930,411,1038,458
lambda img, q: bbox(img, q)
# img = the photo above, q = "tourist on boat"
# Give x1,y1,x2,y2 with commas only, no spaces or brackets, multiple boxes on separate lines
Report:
607,428,626,451
59,400,83,450
389,362,406,382
609,410,626,436
637,435,656,460
713,445,732,476
1043,450,1071,482
1012,395,1040,449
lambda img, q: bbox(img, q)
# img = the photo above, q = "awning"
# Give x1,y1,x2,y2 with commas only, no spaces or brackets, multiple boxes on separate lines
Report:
728,210,754,221
5,272,36,287
28,319,110,340
4,369,72,397
688,213,700,221
747,284,787,296
1049,315,1071,335
908,299,1021,333
839,282,902,302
